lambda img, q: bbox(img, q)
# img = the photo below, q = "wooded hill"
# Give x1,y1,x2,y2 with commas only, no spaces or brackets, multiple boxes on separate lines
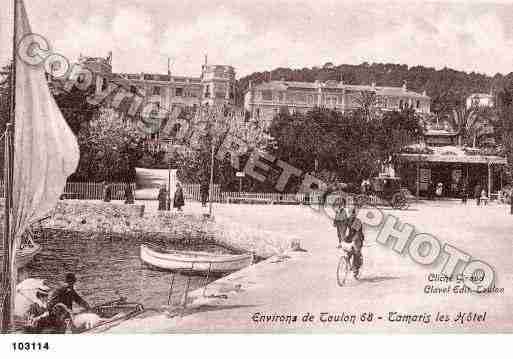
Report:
236,62,513,114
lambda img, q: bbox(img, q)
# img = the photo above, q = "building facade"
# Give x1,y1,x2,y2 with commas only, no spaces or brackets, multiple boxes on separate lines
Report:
466,92,494,109
244,80,430,124
79,54,236,112
395,130,506,198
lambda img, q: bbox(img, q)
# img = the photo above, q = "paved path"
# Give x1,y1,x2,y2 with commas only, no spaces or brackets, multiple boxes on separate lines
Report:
109,201,513,333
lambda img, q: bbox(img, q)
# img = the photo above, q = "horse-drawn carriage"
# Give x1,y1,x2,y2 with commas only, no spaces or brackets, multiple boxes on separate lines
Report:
355,176,410,210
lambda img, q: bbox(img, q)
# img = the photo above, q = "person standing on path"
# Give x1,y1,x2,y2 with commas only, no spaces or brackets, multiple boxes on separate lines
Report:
333,198,348,246
124,183,134,204
461,180,468,204
102,181,112,202
157,185,168,211
200,181,209,207
427,179,434,200
173,182,185,211
474,183,482,206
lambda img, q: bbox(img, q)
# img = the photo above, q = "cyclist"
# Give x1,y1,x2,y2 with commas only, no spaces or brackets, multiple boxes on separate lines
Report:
344,207,364,279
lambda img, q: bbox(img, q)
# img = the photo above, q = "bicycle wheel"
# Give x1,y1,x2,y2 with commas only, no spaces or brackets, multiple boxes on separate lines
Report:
336,255,350,286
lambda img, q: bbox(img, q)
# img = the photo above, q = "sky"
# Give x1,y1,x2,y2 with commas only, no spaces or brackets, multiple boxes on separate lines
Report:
1,0,513,78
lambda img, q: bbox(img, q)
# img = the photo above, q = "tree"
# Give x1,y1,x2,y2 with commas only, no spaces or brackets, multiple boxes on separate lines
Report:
448,105,497,147
353,90,379,122
72,109,144,182
175,105,271,190
495,85,513,213
267,107,421,190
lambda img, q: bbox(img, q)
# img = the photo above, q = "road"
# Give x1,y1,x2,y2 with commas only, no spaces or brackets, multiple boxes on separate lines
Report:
109,200,513,333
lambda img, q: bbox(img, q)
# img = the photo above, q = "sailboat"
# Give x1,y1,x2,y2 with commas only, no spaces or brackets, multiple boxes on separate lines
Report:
1,131,41,269
1,0,80,332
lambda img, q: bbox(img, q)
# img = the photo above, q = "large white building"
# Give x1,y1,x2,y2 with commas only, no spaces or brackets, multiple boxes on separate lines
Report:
244,80,431,124
79,54,236,112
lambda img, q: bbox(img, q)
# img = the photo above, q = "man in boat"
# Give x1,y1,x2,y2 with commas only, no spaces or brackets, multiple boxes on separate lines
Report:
48,273,91,314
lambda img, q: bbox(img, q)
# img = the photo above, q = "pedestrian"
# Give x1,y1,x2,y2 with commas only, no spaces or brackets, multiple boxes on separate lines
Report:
173,182,185,211
460,180,468,204
333,198,348,246
102,181,112,202
427,179,434,200
157,185,167,211
200,181,209,207
480,189,489,206
435,182,443,198
474,183,482,206
124,183,134,204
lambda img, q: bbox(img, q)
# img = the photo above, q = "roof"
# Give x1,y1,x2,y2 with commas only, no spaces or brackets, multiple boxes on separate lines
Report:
249,80,429,98
424,129,458,136
117,73,201,84
398,145,506,164
467,93,493,98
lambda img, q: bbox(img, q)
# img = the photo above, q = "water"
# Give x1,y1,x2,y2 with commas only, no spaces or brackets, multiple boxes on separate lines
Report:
18,229,230,309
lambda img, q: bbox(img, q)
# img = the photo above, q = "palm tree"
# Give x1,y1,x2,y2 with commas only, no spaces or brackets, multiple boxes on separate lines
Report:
448,105,496,147
353,91,379,122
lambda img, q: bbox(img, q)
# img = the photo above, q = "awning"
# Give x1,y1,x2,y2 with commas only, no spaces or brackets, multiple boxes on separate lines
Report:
397,153,507,165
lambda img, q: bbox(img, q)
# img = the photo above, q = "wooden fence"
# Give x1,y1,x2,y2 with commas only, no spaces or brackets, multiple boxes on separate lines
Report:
63,182,136,200
182,183,222,202
0,181,385,206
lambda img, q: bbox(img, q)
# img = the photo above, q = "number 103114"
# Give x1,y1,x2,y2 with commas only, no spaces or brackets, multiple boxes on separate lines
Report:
12,342,50,351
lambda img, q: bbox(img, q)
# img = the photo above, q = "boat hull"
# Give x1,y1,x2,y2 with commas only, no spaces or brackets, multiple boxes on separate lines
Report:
79,298,145,334
140,245,253,275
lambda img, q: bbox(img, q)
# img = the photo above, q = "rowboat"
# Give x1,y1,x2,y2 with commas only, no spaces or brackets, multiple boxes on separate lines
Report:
15,298,144,334
140,244,254,275
77,298,145,334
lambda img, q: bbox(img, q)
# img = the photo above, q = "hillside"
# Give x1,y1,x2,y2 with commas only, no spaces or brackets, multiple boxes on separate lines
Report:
236,62,513,114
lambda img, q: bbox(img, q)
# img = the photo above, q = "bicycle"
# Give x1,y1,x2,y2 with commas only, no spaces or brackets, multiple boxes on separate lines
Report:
336,242,357,286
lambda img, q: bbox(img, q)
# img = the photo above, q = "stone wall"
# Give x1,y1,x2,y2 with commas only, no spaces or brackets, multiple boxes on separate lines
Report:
39,201,292,259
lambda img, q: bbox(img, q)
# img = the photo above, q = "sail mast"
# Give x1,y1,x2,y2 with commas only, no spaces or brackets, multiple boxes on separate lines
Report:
1,0,18,333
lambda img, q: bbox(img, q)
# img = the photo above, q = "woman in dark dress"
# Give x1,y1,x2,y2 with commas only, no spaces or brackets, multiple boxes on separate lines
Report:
173,182,185,211
124,183,134,204
102,182,112,202
157,185,168,211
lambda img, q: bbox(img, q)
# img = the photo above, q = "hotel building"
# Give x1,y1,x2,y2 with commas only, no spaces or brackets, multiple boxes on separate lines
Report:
244,80,431,124
79,54,236,112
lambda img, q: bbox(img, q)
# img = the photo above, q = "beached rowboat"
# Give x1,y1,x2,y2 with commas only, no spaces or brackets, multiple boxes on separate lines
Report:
140,244,254,275
77,298,145,334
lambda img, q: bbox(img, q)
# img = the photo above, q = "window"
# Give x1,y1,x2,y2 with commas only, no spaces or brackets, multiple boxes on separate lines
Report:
175,87,183,97
130,85,138,94
153,86,161,95
399,99,404,109
262,90,273,101
416,100,420,109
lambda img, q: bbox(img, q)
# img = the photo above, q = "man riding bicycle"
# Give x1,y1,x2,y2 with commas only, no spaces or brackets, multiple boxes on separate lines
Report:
338,207,364,279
